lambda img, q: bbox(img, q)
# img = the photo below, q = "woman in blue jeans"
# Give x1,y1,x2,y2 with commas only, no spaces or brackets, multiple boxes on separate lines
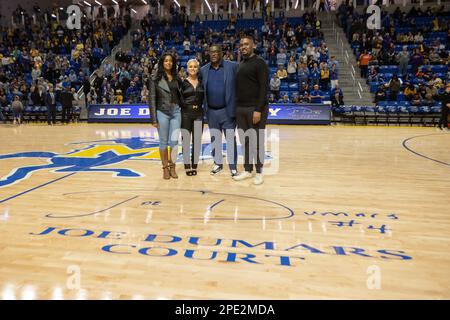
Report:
149,53,182,180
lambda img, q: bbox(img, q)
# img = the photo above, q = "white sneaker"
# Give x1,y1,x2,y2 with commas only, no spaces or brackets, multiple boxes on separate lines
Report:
210,164,223,175
253,173,264,185
232,171,253,181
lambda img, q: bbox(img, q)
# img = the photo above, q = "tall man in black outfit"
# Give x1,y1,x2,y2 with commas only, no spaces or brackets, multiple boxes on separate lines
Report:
438,83,450,131
82,75,91,107
233,35,269,185
60,86,73,124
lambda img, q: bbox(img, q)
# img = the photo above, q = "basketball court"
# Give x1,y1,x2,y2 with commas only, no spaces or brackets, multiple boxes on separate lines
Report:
0,123,449,299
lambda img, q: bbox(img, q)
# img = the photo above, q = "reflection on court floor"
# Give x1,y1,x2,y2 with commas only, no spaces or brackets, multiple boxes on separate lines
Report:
0,123,449,299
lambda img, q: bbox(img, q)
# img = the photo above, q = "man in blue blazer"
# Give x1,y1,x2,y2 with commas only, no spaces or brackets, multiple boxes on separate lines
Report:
200,44,239,177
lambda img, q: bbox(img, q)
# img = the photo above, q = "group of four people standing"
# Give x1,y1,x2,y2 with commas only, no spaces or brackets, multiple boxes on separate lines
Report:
149,35,269,185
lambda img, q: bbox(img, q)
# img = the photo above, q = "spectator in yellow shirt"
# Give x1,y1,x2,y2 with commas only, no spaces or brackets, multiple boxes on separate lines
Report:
404,83,417,101
115,88,123,104
276,65,288,80
432,17,440,31
320,64,330,91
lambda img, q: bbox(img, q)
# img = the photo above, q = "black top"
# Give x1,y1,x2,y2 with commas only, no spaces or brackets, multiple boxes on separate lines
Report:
236,54,269,112
439,91,450,106
181,78,205,110
167,78,180,106
60,91,73,108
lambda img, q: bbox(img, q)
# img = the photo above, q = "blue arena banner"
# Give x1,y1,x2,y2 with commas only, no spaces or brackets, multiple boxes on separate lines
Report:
267,103,331,125
88,104,152,123
88,103,331,125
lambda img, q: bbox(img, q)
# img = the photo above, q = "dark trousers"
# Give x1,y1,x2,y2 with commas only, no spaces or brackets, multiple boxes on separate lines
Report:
389,90,398,101
207,108,237,171
360,65,369,78
181,111,204,169
47,104,56,124
320,78,329,91
271,90,280,101
62,106,72,124
439,105,449,129
236,107,268,174
332,96,344,108
269,56,276,67
319,4,325,12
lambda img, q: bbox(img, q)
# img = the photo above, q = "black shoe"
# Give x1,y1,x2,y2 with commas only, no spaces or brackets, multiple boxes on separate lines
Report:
185,164,192,176
191,169,197,176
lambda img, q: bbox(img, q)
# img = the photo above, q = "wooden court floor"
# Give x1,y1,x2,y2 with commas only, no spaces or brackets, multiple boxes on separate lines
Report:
0,123,449,299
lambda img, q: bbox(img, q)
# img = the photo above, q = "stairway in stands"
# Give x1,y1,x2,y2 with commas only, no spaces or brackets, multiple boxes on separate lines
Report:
78,21,136,120
319,13,374,106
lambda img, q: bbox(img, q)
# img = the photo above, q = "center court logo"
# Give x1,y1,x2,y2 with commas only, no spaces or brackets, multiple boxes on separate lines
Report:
0,135,276,188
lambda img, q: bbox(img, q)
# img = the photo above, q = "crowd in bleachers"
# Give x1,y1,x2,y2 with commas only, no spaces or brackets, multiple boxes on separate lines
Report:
0,4,130,124
337,2,449,109
89,9,344,107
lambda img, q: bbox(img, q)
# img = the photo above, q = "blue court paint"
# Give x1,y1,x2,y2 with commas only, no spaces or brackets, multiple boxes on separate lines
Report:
402,133,450,167
0,172,77,204
0,137,273,203
184,249,218,261
138,247,178,257
102,244,137,254
45,196,139,218
45,189,295,221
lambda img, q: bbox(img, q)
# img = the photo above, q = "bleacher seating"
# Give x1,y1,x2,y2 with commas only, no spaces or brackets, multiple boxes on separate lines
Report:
334,3,449,125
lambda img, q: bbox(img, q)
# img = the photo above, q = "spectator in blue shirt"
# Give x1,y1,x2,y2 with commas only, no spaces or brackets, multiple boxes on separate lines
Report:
69,69,78,86
126,81,139,103
278,93,290,103
319,48,329,63
310,84,325,103
330,63,339,89
276,48,287,67
299,82,310,102
62,76,71,88
297,63,310,86
310,63,321,86
103,60,113,78
118,67,130,82
328,55,339,72
331,84,344,108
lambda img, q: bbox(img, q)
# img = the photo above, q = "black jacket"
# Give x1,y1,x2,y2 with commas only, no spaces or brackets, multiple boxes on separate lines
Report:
45,92,54,107
149,75,182,124
93,76,103,92
60,91,73,108
83,79,91,95
32,90,44,106
181,78,204,112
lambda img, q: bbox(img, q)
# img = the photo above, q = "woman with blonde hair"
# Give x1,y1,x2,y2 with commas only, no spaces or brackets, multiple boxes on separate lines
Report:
180,59,205,176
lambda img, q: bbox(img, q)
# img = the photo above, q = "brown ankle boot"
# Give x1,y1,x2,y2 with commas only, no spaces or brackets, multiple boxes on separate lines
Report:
168,161,178,179
160,148,170,180
168,147,178,179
